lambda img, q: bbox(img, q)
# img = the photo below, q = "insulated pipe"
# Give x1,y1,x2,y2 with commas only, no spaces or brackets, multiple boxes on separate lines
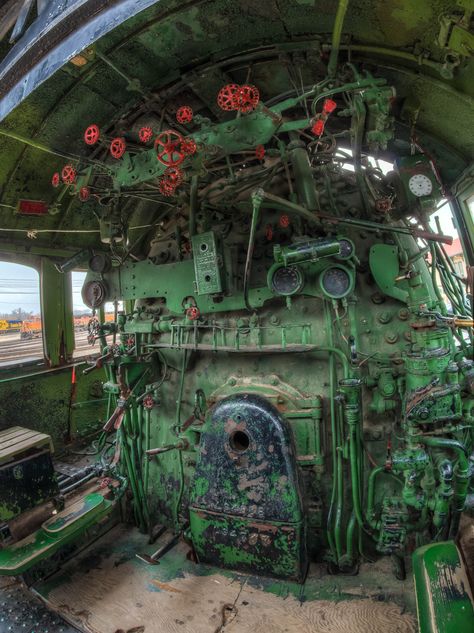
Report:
288,135,318,211
327,0,350,78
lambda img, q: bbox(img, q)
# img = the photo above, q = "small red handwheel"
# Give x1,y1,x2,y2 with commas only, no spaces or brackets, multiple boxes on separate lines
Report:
236,84,260,113
217,83,240,111
61,164,77,184
163,166,183,186
155,130,184,166
110,138,126,159
322,98,337,114
265,224,273,241
143,394,155,410
159,179,176,196
181,138,197,156
311,118,325,136
279,214,290,228
255,144,265,160
84,124,100,145
79,186,90,202
186,306,200,320
176,106,193,124
51,172,60,187
139,126,153,143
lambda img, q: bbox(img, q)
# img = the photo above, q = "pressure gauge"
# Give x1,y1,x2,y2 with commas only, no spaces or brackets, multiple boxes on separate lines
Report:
82,280,108,309
320,265,353,299
408,173,433,198
336,238,355,260
270,265,304,296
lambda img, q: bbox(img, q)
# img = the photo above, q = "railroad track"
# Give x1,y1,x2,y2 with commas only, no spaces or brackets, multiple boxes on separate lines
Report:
0,331,94,363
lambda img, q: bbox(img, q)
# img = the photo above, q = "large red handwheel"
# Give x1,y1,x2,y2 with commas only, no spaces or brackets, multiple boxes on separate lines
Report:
84,124,100,145
155,130,184,166
217,84,240,111
61,164,77,184
176,106,193,124
110,138,126,159
237,84,260,113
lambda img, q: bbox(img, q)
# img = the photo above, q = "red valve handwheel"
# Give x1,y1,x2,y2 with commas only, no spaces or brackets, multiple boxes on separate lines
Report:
236,84,260,113
159,179,176,196
79,186,90,202
322,99,337,114
176,106,193,124
84,124,100,145
217,83,240,111
181,138,197,156
186,306,200,320
279,214,290,228
139,126,153,143
110,138,126,159
163,166,183,186
155,130,185,166
143,394,155,410
61,164,76,184
265,224,273,241
255,144,265,160
51,172,60,187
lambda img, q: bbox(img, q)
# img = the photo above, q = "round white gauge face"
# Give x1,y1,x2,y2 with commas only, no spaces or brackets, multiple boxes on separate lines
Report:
408,173,433,197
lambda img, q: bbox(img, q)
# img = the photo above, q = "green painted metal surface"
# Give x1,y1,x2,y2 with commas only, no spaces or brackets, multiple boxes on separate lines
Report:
413,541,474,633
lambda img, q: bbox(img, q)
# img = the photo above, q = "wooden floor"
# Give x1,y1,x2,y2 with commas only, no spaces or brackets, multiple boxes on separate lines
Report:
33,524,417,633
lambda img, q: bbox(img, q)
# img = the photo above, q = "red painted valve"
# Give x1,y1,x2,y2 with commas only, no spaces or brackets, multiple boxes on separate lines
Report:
265,224,273,241
186,306,200,320
79,186,90,202
375,198,392,213
255,144,265,160
84,124,100,145
159,179,176,196
236,84,260,113
163,166,183,187
51,172,60,187
311,118,325,136
61,164,77,184
110,137,126,159
322,99,337,114
176,106,193,124
217,83,240,111
139,126,153,143
155,130,185,166
143,394,155,410
181,138,197,156
279,214,290,228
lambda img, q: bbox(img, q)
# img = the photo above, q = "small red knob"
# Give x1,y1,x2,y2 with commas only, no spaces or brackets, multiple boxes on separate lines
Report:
186,306,200,320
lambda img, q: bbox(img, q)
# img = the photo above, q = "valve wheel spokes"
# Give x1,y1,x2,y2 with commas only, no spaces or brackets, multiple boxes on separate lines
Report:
176,106,193,124
61,164,77,184
217,83,240,111
139,126,153,143
155,130,184,166
84,124,100,145
159,179,176,196
110,138,126,159
237,84,260,113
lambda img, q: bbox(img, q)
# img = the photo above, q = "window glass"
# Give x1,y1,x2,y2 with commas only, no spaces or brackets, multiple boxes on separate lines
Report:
0,262,43,368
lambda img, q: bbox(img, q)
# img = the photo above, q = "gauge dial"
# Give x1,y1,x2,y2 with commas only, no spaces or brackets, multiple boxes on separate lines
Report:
408,173,433,197
320,266,352,299
336,238,354,260
271,266,304,296
82,280,107,309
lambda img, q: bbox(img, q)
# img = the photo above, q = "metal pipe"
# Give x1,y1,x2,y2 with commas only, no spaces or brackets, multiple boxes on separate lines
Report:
327,0,350,77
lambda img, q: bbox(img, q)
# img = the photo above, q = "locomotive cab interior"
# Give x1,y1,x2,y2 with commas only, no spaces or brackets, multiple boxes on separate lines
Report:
0,1,473,632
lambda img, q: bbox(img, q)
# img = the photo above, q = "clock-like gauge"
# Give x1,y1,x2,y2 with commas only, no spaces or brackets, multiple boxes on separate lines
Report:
270,265,304,296
408,173,433,197
320,266,353,299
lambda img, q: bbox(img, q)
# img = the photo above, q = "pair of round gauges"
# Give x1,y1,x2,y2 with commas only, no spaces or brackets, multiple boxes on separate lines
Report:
269,238,355,299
